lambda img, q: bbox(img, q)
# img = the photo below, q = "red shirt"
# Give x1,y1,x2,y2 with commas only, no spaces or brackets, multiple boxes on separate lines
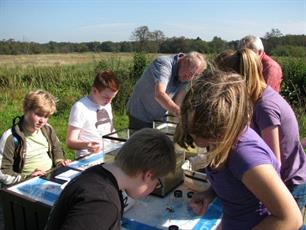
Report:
261,52,283,93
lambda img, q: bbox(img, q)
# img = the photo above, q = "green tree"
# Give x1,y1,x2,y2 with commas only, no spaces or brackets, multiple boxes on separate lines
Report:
149,30,165,53
264,28,283,39
209,36,228,53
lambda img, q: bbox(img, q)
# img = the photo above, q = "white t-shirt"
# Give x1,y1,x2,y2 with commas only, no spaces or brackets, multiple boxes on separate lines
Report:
69,96,113,158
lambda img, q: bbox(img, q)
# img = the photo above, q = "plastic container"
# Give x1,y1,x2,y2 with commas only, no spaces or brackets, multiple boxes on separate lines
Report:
181,160,210,192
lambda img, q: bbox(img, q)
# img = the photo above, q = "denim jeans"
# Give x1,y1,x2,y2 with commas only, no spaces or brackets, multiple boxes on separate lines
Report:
289,182,306,210
299,224,306,230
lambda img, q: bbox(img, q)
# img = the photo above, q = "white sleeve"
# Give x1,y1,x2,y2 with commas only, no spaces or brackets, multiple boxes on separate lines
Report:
68,102,85,129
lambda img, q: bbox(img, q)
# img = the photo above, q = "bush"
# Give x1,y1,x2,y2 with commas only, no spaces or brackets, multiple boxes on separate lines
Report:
277,57,306,111
0,53,304,158
131,52,149,81
271,45,306,57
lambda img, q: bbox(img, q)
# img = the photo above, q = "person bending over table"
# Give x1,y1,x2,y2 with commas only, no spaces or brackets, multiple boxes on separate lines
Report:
174,70,303,230
216,48,306,217
127,51,207,130
45,128,176,230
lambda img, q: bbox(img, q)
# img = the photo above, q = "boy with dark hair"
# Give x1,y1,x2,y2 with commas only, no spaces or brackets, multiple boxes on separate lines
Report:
45,128,176,230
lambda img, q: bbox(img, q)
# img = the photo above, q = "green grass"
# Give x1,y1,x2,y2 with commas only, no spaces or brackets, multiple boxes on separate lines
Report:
0,53,305,159
0,59,132,160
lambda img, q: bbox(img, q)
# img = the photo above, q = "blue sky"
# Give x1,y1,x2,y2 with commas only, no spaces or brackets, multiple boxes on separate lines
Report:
0,0,305,43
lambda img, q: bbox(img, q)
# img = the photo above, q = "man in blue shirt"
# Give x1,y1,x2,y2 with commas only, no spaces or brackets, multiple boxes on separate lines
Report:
127,51,207,130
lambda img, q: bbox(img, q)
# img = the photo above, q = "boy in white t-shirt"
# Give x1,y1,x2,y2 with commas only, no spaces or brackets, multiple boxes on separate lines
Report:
66,70,120,158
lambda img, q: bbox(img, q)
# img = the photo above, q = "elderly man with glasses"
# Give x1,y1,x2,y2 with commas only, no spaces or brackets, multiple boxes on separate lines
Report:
127,51,207,131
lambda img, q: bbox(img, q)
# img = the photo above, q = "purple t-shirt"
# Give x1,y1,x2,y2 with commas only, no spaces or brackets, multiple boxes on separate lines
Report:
206,127,279,230
252,86,306,186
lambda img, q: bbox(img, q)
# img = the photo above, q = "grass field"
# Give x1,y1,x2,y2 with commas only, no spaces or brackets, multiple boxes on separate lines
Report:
0,52,137,159
0,52,305,160
0,52,134,68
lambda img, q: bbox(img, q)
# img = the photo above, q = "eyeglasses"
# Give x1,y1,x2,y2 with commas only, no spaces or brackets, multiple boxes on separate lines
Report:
155,178,163,190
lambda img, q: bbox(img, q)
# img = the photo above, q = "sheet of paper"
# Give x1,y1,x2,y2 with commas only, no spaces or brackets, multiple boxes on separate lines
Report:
123,185,222,230
8,177,62,206
54,169,80,182
68,152,107,171
68,143,123,171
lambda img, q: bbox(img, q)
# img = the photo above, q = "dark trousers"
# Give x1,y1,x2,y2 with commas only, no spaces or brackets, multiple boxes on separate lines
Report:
128,114,153,131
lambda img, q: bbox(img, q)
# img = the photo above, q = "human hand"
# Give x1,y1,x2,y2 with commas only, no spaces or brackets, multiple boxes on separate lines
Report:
31,169,46,177
87,142,101,153
174,108,180,117
57,159,72,167
170,105,180,118
189,190,214,216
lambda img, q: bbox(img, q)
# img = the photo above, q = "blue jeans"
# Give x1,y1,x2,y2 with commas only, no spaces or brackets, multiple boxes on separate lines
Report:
299,225,306,230
289,183,306,210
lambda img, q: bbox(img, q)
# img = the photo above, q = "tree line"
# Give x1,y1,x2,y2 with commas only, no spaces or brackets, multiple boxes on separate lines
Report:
0,27,305,57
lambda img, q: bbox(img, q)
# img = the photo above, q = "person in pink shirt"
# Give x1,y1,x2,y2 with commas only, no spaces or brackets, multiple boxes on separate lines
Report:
239,35,283,93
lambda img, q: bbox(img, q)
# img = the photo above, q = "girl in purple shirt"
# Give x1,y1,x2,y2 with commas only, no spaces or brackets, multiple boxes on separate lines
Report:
174,71,302,229
216,48,306,217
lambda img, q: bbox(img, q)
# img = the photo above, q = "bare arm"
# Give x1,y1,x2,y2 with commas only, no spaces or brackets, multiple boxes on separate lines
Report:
174,89,187,108
154,83,180,117
188,186,216,216
242,164,302,230
66,125,100,153
261,126,281,165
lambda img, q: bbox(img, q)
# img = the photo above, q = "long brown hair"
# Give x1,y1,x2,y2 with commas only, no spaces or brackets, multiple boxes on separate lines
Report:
174,70,252,168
